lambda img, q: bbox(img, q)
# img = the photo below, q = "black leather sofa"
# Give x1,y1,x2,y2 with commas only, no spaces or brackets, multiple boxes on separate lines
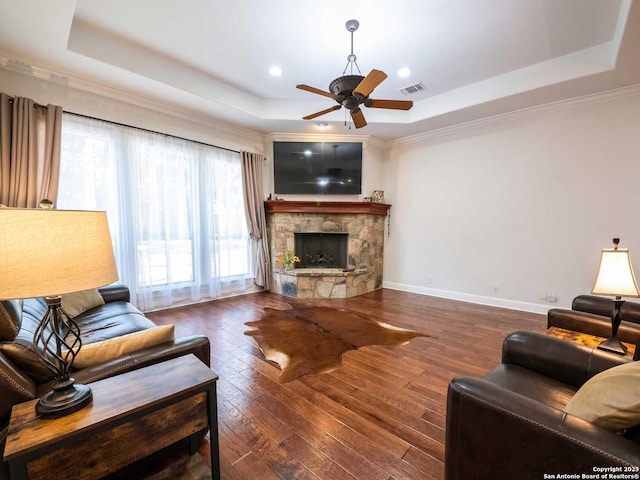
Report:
0,285,210,480
445,330,640,479
548,295,640,359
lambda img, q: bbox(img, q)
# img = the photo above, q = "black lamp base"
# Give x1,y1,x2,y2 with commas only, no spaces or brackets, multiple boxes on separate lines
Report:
597,336,628,355
596,298,628,356
36,380,92,418
33,297,93,418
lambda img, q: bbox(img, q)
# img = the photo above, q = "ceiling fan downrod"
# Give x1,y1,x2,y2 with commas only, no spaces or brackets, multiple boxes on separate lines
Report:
343,19,361,76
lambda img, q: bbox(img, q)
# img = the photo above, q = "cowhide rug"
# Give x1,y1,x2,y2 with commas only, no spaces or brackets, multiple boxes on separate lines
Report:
244,305,428,383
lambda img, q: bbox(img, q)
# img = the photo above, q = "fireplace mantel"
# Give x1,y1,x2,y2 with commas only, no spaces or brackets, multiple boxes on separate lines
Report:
265,200,390,216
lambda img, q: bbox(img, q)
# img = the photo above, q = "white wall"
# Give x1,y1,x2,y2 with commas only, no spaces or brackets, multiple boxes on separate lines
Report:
0,69,264,153
383,94,640,313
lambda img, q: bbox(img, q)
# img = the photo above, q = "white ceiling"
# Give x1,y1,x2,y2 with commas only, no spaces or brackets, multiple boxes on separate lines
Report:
0,0,638,141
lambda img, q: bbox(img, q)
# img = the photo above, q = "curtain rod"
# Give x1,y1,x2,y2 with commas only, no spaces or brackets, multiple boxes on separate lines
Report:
64,111,241,155
5,96,46,109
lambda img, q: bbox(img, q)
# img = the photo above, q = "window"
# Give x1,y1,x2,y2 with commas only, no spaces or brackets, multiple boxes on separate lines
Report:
57,114,251,310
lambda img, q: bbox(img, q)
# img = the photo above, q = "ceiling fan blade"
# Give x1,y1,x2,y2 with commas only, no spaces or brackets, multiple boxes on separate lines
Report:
351,107,367,129
365,99,413,110
303,105,342,120
296,84,338,99
353,69,388,98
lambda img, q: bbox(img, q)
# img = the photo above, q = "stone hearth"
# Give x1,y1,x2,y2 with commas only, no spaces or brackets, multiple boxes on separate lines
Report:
265,201,390,299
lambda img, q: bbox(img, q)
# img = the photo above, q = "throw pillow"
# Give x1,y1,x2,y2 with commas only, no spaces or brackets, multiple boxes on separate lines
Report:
72,325,175,368
61,289,105,318
564,360,640,431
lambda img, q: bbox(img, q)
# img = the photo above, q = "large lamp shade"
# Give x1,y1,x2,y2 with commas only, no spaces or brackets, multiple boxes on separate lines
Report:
0,207,118,418
0,208,118,299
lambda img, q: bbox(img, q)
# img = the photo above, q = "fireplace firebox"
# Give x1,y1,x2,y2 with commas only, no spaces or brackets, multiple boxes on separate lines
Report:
294,232,348,269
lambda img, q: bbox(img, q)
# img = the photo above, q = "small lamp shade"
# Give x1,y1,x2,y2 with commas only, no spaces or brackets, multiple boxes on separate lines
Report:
0,208,118,299
592,249,640,298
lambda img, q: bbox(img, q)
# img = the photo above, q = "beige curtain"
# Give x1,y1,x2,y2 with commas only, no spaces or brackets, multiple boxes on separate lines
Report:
0,93,63,208
241,151,272,290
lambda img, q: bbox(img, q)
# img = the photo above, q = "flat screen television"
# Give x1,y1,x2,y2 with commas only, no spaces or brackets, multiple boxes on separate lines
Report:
273,141,362,195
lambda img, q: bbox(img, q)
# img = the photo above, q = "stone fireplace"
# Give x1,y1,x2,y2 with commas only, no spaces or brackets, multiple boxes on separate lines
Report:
265,200,390,299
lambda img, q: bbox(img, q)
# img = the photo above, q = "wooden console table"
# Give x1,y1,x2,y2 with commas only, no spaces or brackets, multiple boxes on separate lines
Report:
546,326,636,360
4,354,220,480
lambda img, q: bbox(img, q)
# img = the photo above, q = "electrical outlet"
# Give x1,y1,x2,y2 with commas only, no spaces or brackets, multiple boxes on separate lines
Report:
545,292,557,302
493,285,500,294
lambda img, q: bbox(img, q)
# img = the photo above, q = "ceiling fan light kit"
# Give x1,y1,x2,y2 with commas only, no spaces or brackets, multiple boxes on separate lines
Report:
296,19,413,129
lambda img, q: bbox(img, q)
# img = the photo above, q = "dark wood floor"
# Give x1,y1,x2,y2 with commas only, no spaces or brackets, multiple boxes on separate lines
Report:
146,289,546,480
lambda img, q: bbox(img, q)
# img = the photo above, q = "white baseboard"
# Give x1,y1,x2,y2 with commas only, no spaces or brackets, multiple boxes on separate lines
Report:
382,281,550,315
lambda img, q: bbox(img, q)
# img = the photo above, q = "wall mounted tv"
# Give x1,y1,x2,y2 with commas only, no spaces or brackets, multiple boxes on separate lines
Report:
273,141,362,195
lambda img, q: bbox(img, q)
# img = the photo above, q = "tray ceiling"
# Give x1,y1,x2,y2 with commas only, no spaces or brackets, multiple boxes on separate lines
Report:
0,0,638,140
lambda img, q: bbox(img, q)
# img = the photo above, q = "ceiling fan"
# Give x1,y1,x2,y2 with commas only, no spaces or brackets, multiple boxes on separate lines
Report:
296,19,413,129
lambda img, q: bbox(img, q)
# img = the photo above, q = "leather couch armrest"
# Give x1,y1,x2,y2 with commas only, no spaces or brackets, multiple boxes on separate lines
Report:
445,376,640,480
66,335,210,387
571,295,640,323
98,285,131,304
501,331,630,388
572,294,616,317
548,308,613,337
0,352,36,429
0,353,35,480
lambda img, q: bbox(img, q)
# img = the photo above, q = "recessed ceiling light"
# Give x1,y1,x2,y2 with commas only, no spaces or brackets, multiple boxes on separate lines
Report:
269,66,282,77
316,122,328,128
398,67,411,78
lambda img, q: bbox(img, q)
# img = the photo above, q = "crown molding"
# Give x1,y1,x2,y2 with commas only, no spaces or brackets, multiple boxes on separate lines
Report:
390,83,640,149
0,52,263,148
3,51,638,153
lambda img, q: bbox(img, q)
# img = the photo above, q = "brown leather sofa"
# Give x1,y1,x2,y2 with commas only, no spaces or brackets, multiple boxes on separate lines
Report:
548,295,640,359
445,330,640,479
0,285,210,480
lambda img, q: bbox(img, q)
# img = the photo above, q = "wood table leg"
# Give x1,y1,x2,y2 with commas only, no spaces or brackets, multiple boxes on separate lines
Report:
207,383,221,480
8,461,26,480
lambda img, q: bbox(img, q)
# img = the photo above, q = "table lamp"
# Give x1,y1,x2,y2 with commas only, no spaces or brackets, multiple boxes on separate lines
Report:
591,238,640,355
0,207,118,417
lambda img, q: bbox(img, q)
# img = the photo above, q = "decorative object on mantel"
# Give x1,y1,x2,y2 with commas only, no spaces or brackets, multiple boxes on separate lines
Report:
372,190,384,203
244,305,428,382
276,251,300,270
